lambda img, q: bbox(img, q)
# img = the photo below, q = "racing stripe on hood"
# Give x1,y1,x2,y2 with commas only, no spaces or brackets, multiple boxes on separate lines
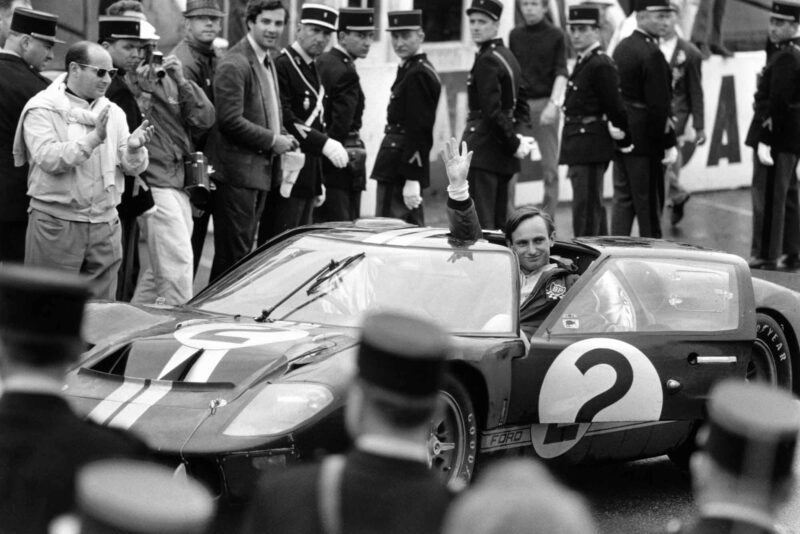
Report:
107,381,173,430
363,227,429,244
386,229,449,246
87,379,146,425
158,345,201,380
183,349,230,383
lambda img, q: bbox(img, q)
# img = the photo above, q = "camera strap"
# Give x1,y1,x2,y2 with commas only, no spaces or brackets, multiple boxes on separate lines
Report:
281,48,325,127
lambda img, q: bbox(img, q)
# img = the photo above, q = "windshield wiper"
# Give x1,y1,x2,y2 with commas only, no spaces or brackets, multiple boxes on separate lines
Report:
255,253,366,322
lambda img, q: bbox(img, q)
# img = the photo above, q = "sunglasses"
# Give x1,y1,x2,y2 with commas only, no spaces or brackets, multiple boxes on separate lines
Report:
75,63,118,79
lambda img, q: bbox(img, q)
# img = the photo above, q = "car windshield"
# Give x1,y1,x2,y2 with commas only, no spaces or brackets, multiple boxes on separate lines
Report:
192,234,517,335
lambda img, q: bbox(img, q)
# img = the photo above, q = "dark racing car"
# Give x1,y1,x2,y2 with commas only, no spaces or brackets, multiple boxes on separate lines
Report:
65,221,799,501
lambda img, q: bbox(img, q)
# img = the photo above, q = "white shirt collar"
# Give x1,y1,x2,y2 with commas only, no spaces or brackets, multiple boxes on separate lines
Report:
0,49,20,58
291,41,314,65
246,33,270,65
356,434,430,464
576,42,601,61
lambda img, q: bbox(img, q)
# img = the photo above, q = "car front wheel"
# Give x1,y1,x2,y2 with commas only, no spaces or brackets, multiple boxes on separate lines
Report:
429,376,477,491
749,313,793,389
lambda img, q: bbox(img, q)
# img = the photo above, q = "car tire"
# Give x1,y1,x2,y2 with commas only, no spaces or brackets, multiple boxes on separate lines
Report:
667,422,699,470
750,313,793,389
430,376,478,491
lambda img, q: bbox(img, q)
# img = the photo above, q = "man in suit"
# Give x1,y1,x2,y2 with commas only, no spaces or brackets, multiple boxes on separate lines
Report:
240,311,453,534
259,2,347,242
208,0,298,281
745,0,800,271
611,0,677,239
661,4,705,226
462,0,532,231
0,7,57,264
315,7,374,223
670,380,799,534
370,9,441,226
0,265,149,533
560,5,631,237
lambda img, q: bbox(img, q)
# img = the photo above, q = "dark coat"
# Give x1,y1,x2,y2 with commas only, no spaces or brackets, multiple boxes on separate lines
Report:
240,450,452,534
275,46,329,199
171,38,217,105
745,40,800,154
371,53,442,188
559,46,631,165
669,38,704,135
0,392,148,534
461,38,529,176
613,30,676,156
677,516,777,534
207,37,282,191
0,54,49,222
316,47,365,191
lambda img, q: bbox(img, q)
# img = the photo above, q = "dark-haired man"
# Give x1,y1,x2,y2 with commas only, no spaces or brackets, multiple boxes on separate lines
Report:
0,7,57,263
207,0,298,281
443,138,578,339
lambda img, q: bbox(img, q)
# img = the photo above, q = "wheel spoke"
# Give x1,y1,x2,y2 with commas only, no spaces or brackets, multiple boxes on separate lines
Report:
438,442,456,452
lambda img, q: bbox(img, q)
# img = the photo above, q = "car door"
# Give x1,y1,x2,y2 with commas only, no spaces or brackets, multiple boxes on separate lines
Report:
506,252,755,430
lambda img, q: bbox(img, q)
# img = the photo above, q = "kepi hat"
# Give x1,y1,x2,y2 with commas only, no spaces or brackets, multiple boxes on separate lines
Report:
567,5,602,25
98,15,160,42
300,3,338,32
466,0,504,21
632,0,677,11
387,9,423,31
183,0,225,18
10,7,64,44
337,7,375,32
772,0,800,21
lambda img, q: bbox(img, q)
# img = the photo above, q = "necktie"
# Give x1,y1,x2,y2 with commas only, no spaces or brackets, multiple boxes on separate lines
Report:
263,56,282,136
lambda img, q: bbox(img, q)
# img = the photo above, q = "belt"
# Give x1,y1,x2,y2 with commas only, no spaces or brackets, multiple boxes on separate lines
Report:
384,124,405,134
564,115,606,125
467,109,513,121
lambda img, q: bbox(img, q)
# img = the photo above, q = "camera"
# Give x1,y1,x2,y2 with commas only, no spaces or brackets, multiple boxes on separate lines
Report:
150,50,166,78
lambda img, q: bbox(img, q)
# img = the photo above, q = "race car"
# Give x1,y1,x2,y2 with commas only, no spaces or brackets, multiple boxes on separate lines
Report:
65,220,799,501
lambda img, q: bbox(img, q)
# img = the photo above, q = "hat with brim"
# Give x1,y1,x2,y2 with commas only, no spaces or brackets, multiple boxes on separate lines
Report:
772,0,800,21
466,0,504,21
10,7,64,44
98,16,159,42
338,7,375,32
567,6,601,25
386,9,422,31
301,3,338,32
183,0,225,18
633,0,676,11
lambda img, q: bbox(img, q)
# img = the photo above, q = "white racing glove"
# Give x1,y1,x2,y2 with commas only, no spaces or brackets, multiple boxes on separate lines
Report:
662,146,678,165
758,143,774,166
322,138,348,168
402,180,422,210
514,134,537,159
314,184,326,207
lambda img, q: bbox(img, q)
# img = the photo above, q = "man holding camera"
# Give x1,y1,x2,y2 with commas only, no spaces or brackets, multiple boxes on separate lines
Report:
127,20,215,306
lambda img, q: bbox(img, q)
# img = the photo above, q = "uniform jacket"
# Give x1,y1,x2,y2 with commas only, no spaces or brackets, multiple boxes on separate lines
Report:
105,69,142,133
668,38,704,135
275,44,328,199
207,37,283,191
559,45,631,165
0,392,148,534
447,197,577,339
461,39,528,176
371,53,442,188
241,449,452,534
317,46,365,191
613,30,676,156
0,53,48,222
745,39,800,155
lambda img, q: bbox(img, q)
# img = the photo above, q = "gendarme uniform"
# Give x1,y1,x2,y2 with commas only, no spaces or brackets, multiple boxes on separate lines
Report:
559,6,631,237
260,4,339,242
744,0,800,269
668,380,799,534
315,8,373,223
371,10,442,226
461,0,529,230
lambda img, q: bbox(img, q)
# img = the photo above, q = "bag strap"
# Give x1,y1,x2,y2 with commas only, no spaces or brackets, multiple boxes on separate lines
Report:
317,454,346,534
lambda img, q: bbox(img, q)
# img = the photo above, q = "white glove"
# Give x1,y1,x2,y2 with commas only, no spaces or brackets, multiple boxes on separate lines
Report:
662,146,678,165
619,144,634,154
758,143,774,166
439,138,472,201
514,134,536,159
608,123,625,141
314,184,326,207
280,179,295,198
402,180,422,210
322,138,348,168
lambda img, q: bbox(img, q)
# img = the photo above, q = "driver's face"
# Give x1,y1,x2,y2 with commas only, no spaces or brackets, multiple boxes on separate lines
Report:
509,216,554,275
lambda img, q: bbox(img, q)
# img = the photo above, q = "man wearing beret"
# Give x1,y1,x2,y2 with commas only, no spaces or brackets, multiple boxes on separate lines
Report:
371,9,442,225
611,0,677,239
745,0,800,271
0,266,149,533
241,311,453,534
669,379,800,533
314,7,374,223
0,7,57,264
462,0,532,231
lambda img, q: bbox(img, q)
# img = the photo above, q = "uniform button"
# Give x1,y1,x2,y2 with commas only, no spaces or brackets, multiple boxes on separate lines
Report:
390,143,396,147
580,128,585,133
470,127,476,132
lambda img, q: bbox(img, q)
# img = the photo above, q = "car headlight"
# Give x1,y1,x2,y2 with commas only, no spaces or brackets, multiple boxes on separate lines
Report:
223,383,334,437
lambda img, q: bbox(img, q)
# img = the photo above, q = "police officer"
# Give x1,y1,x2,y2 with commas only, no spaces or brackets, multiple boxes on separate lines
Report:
0,266,149,533
611,0,677,239
315,7,374,223
462,0,533,231
371,9,442,225
240,311,453,534
669,379,799,533
560,5,631,237
259,3,348,242
745,0,800,271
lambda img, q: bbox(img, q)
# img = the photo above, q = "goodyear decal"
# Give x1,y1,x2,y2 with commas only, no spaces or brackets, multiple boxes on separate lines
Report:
480,425,531,452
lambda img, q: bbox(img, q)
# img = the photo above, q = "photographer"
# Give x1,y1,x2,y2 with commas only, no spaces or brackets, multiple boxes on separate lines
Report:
130,25,215,306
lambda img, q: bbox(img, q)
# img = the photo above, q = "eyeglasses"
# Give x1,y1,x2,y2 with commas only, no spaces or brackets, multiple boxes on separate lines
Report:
75,63,118,79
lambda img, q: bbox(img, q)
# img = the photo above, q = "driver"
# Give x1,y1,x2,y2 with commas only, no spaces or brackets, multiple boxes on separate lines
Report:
442,138,578,338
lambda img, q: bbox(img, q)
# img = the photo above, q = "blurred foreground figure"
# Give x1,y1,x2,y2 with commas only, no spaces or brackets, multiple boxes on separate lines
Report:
0,265,148,534
441,458,598,534
671,379,800,534
241,311,453,534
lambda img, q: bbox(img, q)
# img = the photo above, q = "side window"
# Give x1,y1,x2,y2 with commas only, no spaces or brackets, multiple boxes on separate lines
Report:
551,258,739,334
